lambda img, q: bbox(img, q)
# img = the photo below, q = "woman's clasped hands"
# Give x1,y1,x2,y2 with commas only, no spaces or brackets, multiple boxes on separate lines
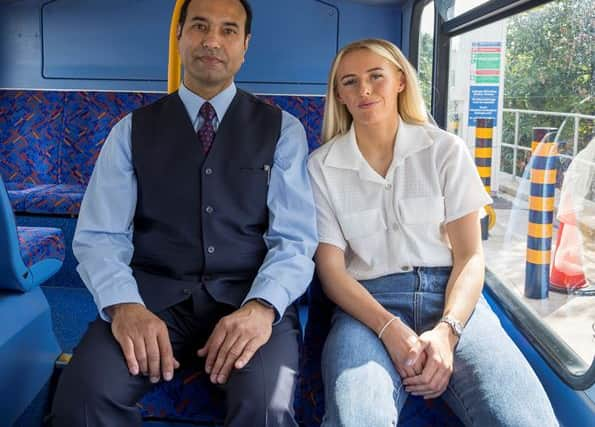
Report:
380,319,458,399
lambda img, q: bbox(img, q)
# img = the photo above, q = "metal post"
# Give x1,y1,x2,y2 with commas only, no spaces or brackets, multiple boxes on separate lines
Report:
525,127,558,299
513,111,519,178
573,116,579,157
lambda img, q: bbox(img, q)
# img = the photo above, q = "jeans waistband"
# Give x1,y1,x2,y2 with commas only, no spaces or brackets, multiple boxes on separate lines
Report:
359,266,452,294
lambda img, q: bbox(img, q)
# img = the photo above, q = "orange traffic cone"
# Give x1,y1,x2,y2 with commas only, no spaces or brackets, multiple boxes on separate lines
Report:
550,221,587,292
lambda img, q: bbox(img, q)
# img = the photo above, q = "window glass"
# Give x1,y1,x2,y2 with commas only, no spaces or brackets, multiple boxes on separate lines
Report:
446,0,594,370
437,0,492,20
418,1,434,113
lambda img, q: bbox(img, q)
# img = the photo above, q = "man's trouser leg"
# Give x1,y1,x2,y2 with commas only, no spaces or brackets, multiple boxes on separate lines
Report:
50,298,206,427
224,305,301,427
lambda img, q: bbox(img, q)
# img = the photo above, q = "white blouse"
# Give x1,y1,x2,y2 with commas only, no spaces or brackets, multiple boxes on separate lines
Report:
307,119,493,280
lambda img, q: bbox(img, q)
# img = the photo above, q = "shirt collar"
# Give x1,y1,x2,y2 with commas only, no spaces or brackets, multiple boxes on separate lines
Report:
324,116,435,183
178,81,237,122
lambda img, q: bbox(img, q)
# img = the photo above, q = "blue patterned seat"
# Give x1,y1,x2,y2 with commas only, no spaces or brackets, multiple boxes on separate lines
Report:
1,90,326,217
1,175,65,292
17,226,65,269
139,367,225,424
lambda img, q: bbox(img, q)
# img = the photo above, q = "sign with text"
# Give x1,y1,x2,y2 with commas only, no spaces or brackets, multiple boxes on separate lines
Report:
468,85,499,126
471,42,502,84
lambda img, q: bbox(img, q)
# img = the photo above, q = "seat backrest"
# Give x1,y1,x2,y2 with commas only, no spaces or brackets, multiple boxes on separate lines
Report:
0,174,31,292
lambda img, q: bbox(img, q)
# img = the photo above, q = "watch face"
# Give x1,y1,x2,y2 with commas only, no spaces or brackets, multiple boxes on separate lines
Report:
453,322,463,336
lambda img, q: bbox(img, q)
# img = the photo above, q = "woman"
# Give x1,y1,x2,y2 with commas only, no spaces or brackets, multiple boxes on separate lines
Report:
307,38,557,427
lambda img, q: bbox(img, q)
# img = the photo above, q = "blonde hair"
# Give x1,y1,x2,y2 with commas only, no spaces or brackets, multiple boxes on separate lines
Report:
321,38,428,143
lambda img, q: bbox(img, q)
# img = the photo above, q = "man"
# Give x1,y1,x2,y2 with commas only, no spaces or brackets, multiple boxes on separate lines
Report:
51,0,317,426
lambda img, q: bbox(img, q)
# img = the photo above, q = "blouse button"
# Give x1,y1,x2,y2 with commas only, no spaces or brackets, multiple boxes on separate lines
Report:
385,183,392,190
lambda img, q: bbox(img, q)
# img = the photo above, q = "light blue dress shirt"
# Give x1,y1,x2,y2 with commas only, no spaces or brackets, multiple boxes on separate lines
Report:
73,82,318,322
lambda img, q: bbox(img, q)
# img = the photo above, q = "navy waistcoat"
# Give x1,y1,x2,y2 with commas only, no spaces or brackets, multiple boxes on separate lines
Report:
130,89,282,312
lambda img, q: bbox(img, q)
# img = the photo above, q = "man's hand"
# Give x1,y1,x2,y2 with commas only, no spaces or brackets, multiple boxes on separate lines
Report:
380,318,426,379
108,303,180,383
403,323,458,399
197,300,275,384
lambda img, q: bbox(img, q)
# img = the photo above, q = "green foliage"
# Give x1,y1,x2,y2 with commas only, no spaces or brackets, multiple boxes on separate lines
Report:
503,0,593,159
504,0,593,116
418,32,434,112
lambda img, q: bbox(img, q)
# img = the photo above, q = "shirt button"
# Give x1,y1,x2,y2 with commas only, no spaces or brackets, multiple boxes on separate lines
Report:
385,183,393,190
401,266,412,272
207,246,215,254
183,288,192,295
205,205,214,214
205,168,213,175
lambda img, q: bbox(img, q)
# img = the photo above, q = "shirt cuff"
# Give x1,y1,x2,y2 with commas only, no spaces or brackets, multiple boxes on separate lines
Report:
242,278,292,325
94,284,145,322
319,236,347,251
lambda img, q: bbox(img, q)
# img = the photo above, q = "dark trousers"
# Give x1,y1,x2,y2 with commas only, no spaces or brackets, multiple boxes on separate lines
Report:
50,286,300,427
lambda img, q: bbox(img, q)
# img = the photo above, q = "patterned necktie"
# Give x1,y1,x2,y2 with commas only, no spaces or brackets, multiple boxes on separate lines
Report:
198,102,217,154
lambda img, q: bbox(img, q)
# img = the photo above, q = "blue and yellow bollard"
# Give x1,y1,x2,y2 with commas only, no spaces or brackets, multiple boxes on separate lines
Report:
524,128,558,299
531,127,557,154
474,118,494,240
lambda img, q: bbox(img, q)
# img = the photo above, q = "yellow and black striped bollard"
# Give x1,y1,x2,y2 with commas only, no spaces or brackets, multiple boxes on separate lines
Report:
474,118,493,240
524,128,558,299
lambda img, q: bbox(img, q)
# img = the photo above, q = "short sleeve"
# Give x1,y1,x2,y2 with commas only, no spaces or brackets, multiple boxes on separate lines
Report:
441,137,493,223
307,155,347,251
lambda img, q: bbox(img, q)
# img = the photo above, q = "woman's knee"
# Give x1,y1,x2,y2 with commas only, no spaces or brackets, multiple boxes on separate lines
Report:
324,361,399,427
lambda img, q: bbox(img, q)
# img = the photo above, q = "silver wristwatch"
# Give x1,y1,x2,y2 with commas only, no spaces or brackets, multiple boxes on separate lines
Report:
439,315,464,338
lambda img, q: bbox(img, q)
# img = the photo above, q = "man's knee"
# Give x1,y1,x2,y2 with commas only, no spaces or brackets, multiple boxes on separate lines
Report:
51,364,105,426
226,362,298,427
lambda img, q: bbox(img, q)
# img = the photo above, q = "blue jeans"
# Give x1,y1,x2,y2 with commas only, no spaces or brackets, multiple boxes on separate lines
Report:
321,267,558,427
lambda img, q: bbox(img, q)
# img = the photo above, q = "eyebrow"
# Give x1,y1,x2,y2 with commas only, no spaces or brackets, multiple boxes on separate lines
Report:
190,16,240,29
339,67,385,81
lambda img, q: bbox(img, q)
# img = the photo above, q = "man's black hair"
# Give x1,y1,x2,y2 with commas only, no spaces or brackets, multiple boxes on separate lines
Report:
178,0,252,37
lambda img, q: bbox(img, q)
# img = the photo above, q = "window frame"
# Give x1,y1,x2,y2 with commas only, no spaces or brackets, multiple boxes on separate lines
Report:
409,0,595,390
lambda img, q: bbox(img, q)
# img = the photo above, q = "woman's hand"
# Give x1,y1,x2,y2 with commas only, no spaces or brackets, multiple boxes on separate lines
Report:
402,323,457,398
380,318,426,379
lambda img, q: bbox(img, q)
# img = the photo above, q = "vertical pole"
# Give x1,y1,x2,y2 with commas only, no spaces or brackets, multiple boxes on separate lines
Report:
167,0,184,94
524,128,558,299
475,118,493,240
513,111,519,178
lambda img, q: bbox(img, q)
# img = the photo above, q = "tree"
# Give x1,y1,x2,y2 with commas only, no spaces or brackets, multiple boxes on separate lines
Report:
504,0,592,115
504,0,593,153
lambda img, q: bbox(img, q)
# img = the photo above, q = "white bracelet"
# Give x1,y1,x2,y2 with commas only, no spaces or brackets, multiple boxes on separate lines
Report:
378,316,399,339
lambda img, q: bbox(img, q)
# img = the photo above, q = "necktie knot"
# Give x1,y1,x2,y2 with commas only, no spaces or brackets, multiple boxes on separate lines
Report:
199,102,216,122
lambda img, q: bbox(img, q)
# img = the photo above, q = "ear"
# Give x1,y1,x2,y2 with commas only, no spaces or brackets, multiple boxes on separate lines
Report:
335,90,345,104
397,73,406,93
177,23,182,40
244,34,251,53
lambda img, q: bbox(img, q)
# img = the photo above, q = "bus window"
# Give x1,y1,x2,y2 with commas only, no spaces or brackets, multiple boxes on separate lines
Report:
445,0,594,379
440,0,493,19
417,1,434,113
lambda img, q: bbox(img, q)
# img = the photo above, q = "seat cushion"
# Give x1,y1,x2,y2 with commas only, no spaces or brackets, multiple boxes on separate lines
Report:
5,183,55,213
24,184,84,215
17,226,65,268
138,367,225,423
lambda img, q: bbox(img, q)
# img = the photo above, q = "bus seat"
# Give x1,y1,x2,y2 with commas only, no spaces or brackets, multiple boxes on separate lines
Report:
139,367,225,424
1,175,65,292
0,175,63,424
